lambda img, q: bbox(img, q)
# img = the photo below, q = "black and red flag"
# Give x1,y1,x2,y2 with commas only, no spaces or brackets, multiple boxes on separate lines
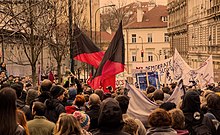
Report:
73,25,104,68
89,21,125,91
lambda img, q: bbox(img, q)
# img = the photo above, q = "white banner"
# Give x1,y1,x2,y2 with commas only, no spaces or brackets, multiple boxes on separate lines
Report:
173,49,214,87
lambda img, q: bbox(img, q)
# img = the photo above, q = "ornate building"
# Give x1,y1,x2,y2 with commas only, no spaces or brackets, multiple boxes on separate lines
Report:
168,0,220,80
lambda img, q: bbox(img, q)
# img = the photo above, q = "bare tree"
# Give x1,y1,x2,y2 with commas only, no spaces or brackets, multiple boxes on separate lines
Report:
100,1,134,31
0,0,54,85
48,0,88,84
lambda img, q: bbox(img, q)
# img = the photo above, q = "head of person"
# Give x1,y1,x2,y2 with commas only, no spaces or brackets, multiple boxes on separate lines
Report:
122,117,138,135
182,90,201,113
94,89,104,101
50,85,65,101
115,95,130,114
16,109,29,135
25,89,38,105
74,95,86,108
32,101,46,116
153,89,164,101
54,113,82,135
148,108,172,127
40,79,53,92
98,98,124,130
206,93,220,110
169,108,185,130
88,93,101,106
159,102,176,111
73,111,90,130
162,87,171,94
0,87,17,134
11,82,23,98
147,85,156,94
68,87,77,101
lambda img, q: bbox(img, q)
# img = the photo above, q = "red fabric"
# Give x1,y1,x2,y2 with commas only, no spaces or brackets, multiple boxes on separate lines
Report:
65,106,78,114
103,76,116,93
74,51,104,69
102,60,124,80
48,71,54,83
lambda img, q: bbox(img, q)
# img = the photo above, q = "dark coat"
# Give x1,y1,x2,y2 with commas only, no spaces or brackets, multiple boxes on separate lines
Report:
94,98,129,135
17,99,32,120
44,99,65,123
182,91,216,135
86,104,100,131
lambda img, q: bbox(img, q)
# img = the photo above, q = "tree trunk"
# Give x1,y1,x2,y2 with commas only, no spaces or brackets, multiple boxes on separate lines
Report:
32,63,37,86
57,62,62,84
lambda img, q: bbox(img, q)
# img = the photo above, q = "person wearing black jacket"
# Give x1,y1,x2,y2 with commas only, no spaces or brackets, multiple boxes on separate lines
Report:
86,94,101,132
44,85,66,123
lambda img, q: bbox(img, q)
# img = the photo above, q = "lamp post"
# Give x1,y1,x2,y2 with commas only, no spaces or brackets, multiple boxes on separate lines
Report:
139,36,144,62
95,4,115,47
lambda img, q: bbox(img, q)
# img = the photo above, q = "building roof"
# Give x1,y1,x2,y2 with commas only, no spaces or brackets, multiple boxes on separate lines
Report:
124,5,168,29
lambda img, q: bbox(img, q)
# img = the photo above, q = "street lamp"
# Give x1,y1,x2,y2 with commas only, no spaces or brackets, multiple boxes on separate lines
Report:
95,4,115,46
139,36,144,62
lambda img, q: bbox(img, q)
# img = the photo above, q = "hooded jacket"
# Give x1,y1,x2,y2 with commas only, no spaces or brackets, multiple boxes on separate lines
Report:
93,98,129,135
182,90,216,135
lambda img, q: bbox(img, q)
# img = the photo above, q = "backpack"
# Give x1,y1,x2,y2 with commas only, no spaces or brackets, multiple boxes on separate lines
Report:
191,123,212,135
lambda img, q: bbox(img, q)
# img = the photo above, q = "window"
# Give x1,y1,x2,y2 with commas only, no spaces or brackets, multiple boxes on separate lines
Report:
162,16,168,22
148,52,153,61
164,33,169,42
132,52,136,62
132,34,136,43
147,33,152,43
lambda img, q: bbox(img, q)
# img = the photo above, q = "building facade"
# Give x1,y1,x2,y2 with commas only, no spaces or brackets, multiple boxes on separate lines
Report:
124,2,170,74
168,0,220,80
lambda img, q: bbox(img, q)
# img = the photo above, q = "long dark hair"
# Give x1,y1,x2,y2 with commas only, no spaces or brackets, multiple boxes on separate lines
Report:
0,87,18,135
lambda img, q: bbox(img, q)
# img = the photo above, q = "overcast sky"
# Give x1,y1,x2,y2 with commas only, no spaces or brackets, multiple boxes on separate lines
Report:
100,0,167,7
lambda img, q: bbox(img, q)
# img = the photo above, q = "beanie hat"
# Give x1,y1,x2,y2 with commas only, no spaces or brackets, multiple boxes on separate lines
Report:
73,111,90,130
50,85,65,99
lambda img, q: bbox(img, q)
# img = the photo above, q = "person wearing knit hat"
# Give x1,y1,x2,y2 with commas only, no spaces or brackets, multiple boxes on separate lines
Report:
44,85,66,123
50,85,65,99
73,111,90,130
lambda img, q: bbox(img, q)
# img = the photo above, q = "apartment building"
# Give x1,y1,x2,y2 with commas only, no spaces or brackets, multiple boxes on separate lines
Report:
124,2,170,73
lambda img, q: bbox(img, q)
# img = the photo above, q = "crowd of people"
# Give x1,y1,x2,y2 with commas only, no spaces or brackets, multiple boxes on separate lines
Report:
0,64,220,135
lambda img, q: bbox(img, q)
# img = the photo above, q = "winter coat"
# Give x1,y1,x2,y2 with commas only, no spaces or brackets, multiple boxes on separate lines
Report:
146,126,177,135
44,99,65,123
93,98,129,135
27,116,55,135
182,90,216,135
86,104,100,131
17,99,32,120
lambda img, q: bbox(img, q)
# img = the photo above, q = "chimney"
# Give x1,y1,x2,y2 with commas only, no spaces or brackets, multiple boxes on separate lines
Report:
137,2,143,22
148,0,156,11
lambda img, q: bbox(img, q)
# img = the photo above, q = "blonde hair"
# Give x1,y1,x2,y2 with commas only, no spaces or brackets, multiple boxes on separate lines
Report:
54,113,83,135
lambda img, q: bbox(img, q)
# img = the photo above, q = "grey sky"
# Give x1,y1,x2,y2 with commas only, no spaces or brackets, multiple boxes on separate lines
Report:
100,0,167,6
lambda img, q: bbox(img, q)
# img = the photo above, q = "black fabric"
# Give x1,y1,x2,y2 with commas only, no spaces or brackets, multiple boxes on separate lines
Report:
44,99,65,123
92,21,124,78
182,91,216,135
50,85,65,99
182,90,201,113
86,104,100,131
98,98,124,131
73,25,102,56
